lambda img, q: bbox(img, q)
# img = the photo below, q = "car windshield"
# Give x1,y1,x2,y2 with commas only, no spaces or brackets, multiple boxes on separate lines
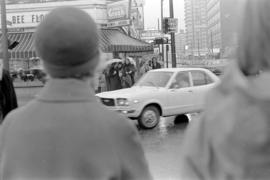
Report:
135,71,173,88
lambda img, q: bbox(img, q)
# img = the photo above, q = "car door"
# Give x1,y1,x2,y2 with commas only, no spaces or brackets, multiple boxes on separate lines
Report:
166,71,194,116
190,70,215,111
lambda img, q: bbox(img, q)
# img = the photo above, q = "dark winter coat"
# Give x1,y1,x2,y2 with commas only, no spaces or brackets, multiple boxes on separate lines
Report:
123,63,136,85
109,67,122,90
152,62,161,70
0,69,18,123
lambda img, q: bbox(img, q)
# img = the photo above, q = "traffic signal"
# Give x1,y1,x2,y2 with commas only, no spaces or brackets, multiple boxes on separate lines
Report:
8,40,19,50
162,17,178,34
154,38,169,45
154,38,163,45
162,18,169,34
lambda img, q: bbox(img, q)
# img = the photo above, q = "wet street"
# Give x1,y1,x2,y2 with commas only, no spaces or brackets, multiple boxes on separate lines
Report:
140,118,189,180
15,87,200,180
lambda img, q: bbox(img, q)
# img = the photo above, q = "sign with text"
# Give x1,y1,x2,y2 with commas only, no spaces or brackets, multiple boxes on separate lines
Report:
163,18,178,34
0,12,48,28
0,6,107,29
107,19,131,28
107,0,131,27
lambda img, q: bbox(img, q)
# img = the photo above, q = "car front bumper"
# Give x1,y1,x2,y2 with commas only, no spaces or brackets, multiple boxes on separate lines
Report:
104,105,142,119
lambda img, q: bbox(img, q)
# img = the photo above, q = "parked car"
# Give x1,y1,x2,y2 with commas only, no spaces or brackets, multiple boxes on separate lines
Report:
30,68,47,84
20,70,34,82
96,68,220,129
10,71,18,81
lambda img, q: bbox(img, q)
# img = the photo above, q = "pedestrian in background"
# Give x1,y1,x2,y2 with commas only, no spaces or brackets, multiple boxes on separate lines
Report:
180,0,270,179
104,66,111,91
123,58,136,85
151,57,161,69
0,7,152,180
0,69,18,123
109,62,122,90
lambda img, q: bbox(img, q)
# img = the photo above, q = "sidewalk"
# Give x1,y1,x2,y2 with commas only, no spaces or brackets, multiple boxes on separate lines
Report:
13,80,44,88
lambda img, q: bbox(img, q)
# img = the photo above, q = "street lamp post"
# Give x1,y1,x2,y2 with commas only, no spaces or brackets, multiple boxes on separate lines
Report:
169,0,177,68
1,0,9,71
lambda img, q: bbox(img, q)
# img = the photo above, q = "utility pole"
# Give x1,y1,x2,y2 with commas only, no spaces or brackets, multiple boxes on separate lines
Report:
128,0,132,36
1,0,9,71
161,0,164,65
191,0,195,59
158,18,160,30
197,37,200,58
169,0,177,68
210,31,214,58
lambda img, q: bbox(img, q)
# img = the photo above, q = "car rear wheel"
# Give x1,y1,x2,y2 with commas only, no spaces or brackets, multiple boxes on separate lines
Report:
174,114,189,124
138,106,160,129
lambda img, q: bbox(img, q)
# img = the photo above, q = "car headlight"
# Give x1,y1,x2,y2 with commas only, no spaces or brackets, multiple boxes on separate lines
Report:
116,98,129,106
133,99,140,104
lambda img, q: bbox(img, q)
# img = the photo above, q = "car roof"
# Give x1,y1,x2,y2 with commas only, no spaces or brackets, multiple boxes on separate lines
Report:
150,67,210,73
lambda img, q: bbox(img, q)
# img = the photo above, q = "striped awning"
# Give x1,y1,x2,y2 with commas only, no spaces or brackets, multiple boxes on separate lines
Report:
0,29,153,60
99,29,153,53
8,32,37,59
0,32,37,59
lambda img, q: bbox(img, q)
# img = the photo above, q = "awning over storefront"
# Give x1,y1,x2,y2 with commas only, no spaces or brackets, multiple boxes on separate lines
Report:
100,29,153,53
8,32,37,59
0,29,153,60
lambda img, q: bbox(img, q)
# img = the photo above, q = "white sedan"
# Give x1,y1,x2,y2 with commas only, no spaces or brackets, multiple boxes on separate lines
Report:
96,68,219,129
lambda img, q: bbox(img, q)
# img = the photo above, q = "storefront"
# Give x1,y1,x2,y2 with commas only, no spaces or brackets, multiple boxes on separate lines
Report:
0,0,153,70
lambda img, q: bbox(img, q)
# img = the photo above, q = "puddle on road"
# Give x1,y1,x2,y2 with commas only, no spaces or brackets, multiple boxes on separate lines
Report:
138,113,201,152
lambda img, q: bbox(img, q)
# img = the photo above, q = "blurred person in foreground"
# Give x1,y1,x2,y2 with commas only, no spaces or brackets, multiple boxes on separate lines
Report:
0,7,152,180
0,68,18,123
180,0,270,179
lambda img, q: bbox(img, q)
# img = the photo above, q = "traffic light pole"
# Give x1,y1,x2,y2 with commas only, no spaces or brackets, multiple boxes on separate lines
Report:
161,0,165,66
1,0,9,71
128,0,132,36
169,0,177,68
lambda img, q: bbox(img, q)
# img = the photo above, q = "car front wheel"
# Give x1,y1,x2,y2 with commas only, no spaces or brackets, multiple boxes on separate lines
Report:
138,106,160,129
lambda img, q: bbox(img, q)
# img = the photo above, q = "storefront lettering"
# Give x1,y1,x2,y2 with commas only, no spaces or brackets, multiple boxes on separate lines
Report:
12,15,25,24
11,14,46,24
32,14,45,23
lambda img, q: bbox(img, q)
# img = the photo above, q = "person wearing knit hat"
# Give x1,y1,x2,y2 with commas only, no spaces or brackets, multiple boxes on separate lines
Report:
0,7,152,180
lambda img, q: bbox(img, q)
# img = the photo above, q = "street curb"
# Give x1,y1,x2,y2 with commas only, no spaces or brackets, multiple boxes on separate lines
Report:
15,85,44,89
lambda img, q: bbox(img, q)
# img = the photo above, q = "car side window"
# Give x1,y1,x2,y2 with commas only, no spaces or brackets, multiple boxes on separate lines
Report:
191,71,213,86
170,72,190,89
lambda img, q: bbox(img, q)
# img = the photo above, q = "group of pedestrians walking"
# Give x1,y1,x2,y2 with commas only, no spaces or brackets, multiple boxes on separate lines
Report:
104,58,136,91
0,0,270,179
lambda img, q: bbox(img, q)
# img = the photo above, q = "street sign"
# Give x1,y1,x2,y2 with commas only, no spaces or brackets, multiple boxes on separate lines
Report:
154,37,169,45
163,18,178,34
107,0,131,28
107,19,131,28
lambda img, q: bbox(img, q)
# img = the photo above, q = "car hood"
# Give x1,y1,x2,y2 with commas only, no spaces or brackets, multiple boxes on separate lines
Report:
96,86,162,99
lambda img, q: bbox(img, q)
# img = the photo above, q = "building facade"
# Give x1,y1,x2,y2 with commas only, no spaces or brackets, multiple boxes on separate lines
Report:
1,0,152,70
207,0,243,58
175,29,186,59
184,0,208,57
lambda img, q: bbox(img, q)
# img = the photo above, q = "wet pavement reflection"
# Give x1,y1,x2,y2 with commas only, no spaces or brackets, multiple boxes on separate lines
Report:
138,115,200,180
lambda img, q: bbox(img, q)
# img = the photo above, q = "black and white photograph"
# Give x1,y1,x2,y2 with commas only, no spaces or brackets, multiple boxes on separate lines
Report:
0,0,268,179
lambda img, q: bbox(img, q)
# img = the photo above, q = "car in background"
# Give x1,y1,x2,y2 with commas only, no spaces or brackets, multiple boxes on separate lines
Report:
30,68,47,84
96,68,220,129
10,70,18,81
19,70,34,82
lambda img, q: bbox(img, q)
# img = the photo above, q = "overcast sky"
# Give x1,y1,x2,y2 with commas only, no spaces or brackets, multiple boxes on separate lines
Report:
144,0,185,31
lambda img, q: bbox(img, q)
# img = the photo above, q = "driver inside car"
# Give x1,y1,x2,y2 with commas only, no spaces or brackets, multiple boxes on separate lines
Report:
171,73,190,89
